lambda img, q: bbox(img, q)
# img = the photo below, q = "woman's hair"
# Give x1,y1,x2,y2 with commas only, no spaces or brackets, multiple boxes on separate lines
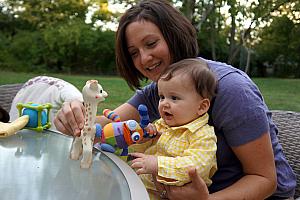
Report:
116,0,198,90
160,58,217,100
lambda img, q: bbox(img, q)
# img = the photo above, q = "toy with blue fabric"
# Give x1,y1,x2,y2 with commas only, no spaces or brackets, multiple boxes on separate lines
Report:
94,104,156,158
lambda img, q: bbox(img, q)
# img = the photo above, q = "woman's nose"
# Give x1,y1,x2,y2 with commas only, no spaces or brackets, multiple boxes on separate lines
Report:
140,49,152,66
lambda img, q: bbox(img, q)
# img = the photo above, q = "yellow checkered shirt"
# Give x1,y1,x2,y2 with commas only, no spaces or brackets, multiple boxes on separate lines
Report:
132,113,217,193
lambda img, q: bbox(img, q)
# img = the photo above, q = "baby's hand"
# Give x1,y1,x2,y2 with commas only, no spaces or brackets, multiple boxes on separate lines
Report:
130,152,158,175
138,123,159,143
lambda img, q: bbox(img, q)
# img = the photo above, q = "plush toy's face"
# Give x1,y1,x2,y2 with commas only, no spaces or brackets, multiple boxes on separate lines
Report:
101,120,143,149
123,120,143,144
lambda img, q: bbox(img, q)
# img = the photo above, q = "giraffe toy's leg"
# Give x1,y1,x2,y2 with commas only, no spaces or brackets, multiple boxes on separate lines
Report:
70,134,83,160
80,128,95,169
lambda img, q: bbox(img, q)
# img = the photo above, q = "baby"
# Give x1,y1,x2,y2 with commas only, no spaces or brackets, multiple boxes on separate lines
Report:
130,58,218,199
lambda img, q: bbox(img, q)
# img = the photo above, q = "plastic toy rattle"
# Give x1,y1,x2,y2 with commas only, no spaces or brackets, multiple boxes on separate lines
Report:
16,102,52,132
94,104,156,156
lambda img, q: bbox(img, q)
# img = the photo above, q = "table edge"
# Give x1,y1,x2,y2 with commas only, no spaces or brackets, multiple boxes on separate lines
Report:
102,151,150,200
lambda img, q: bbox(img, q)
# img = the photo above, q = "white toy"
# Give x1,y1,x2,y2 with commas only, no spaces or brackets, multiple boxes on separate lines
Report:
70,80,107,168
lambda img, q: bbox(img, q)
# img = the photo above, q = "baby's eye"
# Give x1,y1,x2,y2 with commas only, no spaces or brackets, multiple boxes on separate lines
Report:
159,95,165,100
171,96,178,100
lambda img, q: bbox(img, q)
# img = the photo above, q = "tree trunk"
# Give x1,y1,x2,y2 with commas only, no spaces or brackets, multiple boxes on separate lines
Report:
228,0,237,64
181,0,196,22
245,48,251,74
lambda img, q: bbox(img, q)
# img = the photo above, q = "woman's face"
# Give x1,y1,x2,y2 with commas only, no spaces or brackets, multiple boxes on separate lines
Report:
125,20,171,82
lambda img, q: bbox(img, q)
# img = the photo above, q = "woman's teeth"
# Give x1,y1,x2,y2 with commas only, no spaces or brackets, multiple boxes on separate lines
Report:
147,63,160,71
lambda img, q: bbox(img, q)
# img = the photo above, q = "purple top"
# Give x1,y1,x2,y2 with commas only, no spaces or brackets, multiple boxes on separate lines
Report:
127,58,296,198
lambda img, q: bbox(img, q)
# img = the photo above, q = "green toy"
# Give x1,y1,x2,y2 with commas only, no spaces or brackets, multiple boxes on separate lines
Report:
16,102,52,132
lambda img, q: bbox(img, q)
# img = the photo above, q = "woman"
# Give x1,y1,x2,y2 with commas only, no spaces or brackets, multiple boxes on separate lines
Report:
54,0,296,199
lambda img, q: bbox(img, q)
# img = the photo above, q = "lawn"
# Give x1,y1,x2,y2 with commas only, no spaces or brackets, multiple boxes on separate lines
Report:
1,71,300,112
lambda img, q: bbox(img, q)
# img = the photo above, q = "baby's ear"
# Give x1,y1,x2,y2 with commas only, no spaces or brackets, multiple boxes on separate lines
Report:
197,98,210,116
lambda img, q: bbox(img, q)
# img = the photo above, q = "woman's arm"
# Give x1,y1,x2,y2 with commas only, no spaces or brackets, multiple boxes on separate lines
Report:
209,132,277,200
109,102,140,122
156,132,277,200
54,101,140,136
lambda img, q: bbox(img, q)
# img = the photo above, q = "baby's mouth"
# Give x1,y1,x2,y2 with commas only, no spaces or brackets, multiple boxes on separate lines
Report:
163,111,173,119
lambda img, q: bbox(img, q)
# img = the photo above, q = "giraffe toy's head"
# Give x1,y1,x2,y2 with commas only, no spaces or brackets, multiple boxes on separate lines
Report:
82,80,108,103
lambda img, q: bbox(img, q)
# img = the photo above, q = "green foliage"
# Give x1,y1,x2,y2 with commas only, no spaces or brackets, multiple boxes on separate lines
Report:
0,19,116,74
254,15,300,78
5,0,89,29
0,0,116,74
1,0,299,78
197,28,229,62
0,30,47,72
42,19,115,74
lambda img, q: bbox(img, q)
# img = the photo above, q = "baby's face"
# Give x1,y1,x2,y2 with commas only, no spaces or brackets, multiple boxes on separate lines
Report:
157,75,205,127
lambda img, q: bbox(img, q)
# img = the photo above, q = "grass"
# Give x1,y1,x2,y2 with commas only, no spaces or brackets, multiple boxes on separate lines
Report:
1,71,300,112
253,78,300,112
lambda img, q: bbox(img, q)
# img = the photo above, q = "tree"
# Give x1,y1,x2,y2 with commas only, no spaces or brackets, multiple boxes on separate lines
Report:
4,0,89,30
254,15,300,78
175,0,296,71
0,0,116,74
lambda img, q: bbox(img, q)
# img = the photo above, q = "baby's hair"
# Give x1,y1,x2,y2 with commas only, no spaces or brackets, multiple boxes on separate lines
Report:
159,58,217,100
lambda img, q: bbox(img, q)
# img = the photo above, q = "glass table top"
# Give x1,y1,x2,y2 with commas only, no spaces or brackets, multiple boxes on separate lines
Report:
0,129,148,200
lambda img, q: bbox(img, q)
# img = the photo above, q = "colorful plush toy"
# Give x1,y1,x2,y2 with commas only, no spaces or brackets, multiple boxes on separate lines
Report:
94,104,155,157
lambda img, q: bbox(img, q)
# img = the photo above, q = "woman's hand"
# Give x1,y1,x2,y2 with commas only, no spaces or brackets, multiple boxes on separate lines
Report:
153,167,209,200
54,100,85,136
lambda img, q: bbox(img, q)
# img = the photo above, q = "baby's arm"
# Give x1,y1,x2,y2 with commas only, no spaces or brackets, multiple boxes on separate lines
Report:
156,126,217,186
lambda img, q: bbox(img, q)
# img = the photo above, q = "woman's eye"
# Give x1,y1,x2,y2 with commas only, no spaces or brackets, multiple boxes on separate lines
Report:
147,41,156,47
129,51,137,58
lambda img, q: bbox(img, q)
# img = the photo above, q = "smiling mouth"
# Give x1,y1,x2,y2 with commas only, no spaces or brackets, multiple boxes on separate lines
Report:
146,62,161,71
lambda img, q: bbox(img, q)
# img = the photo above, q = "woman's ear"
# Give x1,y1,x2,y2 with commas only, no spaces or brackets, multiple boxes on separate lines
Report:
197,98,210,116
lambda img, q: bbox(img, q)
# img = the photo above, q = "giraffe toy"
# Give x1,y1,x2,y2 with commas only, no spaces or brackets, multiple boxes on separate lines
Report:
70,80,107,168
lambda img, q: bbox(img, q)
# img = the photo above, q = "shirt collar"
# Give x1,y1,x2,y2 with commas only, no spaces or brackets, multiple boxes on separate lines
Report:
156,113,209,132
